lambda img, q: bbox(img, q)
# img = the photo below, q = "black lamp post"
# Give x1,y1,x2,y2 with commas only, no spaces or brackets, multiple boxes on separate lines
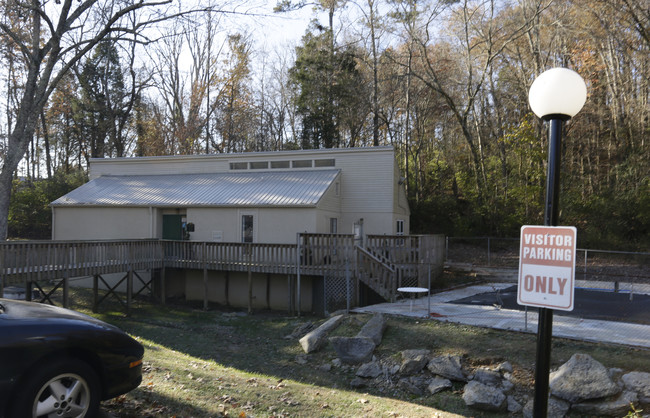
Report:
528,68,587,417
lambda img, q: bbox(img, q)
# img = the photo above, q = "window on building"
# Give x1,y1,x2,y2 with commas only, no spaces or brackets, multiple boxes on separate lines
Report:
330,218,338,234
315,159,335,167
271,160,290,169
242,215,254,243
292,160,312,168
230,162,248,170
249,161,268,169
396,220,404,235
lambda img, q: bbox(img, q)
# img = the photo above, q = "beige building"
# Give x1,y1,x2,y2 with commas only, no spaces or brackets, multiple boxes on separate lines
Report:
52,147,410,243
50,147,416,313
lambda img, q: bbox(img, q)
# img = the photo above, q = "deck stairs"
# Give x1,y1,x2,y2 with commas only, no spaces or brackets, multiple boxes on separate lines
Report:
355,246,397,302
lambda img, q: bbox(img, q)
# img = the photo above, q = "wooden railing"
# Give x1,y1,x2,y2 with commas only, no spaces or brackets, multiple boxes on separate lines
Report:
1,235,445,306
355,245,397,301
0,240,162,287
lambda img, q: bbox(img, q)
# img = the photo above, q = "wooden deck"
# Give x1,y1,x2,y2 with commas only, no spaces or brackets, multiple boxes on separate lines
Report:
1,234,444,313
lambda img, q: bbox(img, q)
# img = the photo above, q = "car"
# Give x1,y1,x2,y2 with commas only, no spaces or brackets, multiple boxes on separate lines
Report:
0,298,144,418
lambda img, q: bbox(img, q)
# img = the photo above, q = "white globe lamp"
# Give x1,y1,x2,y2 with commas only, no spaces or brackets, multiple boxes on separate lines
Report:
528,67,587,120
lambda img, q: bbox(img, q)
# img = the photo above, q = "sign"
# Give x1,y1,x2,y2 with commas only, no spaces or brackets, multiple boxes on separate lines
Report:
517,225,576,311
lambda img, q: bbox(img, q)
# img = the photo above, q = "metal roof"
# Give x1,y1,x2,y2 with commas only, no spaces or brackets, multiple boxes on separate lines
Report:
52,170,340,207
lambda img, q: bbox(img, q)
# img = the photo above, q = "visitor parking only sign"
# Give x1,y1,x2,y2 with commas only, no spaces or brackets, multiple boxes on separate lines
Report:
518,225,576,311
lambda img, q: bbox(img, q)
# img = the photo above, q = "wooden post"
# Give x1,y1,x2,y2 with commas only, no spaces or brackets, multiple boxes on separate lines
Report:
203,242,208,310
296,233,301,317
287,274,293,315
93,274,98,313
247,244,253,315
266,273,271,310
225,271,230,307
63,245,70,308
127,268,133,316
160,266,166,305
0,243,4,297
25,280,32,301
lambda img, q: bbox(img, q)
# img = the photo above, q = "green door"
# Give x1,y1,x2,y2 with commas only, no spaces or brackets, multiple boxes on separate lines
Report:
162,215,183,240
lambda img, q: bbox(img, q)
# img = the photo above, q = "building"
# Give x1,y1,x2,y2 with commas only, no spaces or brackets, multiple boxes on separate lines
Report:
46,147,435,314
52,146,410,243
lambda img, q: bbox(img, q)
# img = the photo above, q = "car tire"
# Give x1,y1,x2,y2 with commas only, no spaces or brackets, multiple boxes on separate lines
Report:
11,358,101,418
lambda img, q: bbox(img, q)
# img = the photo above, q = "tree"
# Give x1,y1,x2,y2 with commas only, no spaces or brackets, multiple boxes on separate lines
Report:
289,28,368,148
0,0,215,239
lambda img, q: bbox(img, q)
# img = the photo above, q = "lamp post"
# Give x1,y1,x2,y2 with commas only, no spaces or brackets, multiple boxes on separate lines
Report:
528,68,587,417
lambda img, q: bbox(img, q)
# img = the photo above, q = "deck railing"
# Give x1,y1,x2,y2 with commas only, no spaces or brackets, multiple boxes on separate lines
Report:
1,235,445,309
0,240,163,286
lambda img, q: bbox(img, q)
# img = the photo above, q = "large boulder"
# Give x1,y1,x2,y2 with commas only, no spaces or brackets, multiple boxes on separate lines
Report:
399,349,431,375
427,376,452,395
549,353,620,403
523,397,570,418
462,381,506,412
357,313,386,345
472,367,503,387
356,361,382,378
330,336,376,364
299,314,345,353
622,371,650,404
427,354,467,382
571,391,638,416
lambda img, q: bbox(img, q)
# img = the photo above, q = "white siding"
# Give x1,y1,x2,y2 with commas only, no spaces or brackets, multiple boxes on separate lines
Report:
53,207,151,240
187,207,316,244
69,147,407,241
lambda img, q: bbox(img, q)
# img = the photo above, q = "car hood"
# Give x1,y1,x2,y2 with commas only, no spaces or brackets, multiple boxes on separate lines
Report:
0,298,119,331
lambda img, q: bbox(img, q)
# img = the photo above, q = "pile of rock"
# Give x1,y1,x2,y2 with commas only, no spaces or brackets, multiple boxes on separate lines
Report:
293,314,649,416
521,353,650,417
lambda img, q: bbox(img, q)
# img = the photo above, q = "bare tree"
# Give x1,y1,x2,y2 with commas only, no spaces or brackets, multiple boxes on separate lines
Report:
0,0,228,239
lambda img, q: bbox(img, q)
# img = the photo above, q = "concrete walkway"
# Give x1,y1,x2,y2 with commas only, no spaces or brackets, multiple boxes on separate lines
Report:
352,283,650,349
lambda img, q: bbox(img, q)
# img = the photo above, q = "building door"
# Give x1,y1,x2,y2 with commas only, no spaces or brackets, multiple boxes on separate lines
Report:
163,215,184,240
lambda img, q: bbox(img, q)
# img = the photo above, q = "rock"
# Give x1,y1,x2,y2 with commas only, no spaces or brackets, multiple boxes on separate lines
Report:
299,315,345,353
357,313,386,345
622,371,650,404
330,336,376,364
501,379,514,393
318,363,332,372
350,377,367,388
462,381,506,412
497,361,513,374
284,321,314,339
472,367,502,387
399,377,427,396
399,349,430,375
549,353,620,403
523,397,570,418
357,361,382,378
506,395,522,413
295,354,308,364
427,377,452,395
427,355,467,382
571,391,638,416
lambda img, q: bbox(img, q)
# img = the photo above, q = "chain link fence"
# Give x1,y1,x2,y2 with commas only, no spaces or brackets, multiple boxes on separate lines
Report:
445,237,650,326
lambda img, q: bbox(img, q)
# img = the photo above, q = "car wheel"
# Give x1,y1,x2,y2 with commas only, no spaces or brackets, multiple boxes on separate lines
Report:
12,359,101,418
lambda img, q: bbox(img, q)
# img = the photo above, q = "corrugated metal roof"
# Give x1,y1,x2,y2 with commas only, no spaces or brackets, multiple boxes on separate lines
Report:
52,170,340,207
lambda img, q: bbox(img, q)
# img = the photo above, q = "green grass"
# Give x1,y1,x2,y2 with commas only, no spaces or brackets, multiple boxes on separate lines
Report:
62,289,649,417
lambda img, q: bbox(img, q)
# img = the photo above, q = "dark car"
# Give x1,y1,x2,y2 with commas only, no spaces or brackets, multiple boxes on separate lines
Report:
0,298,144,418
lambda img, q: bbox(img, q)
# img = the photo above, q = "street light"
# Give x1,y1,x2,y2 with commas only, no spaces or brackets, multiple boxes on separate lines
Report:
528,67,587,417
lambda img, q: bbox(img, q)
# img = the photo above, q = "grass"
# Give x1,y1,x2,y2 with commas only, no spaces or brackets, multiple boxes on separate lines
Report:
62,288,649,417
